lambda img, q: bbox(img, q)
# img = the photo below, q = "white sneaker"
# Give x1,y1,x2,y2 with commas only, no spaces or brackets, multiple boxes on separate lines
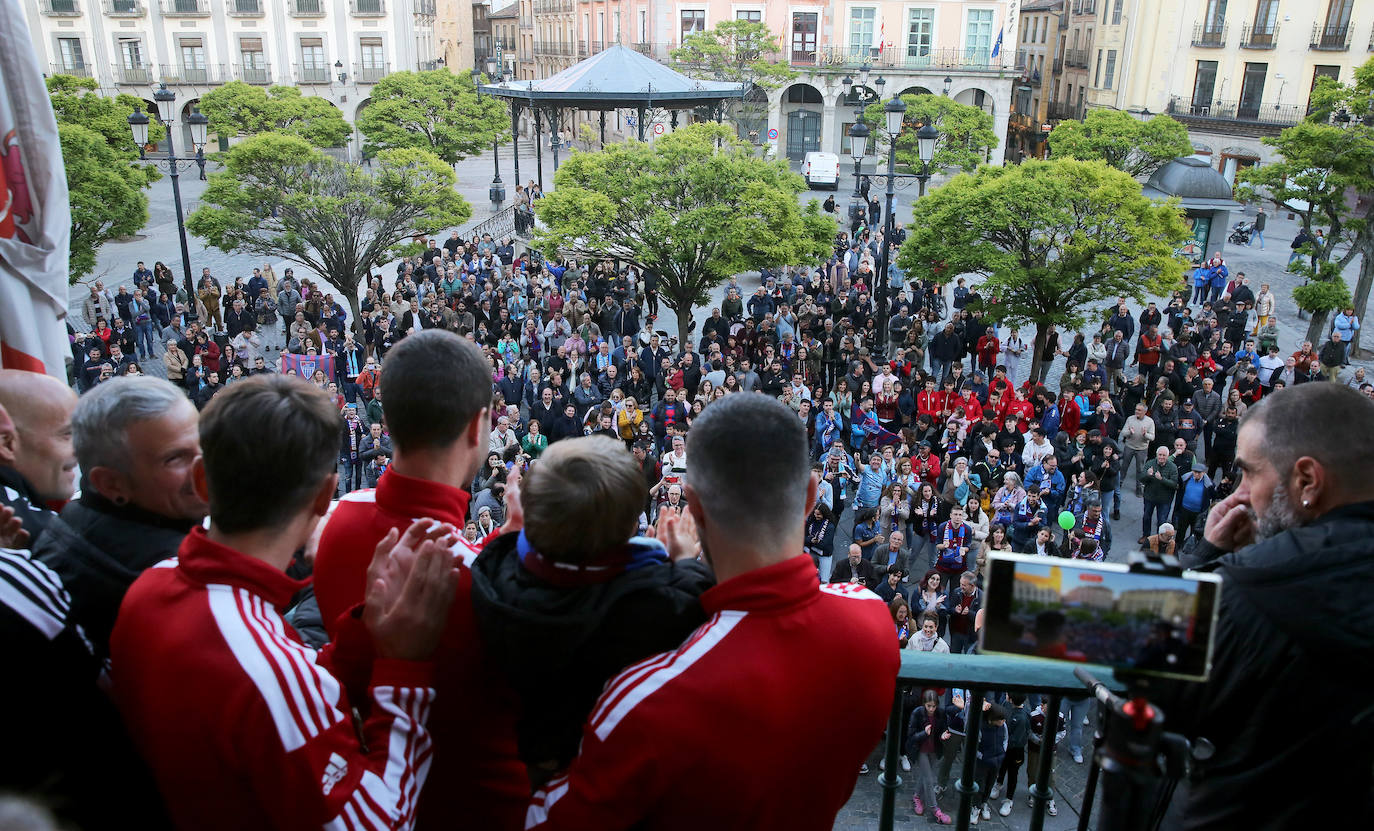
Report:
969,807,980,826
1083,715,1091,726
999,798,1013,817
1055,730,1067,744
901,755,911,772
981,803,992,820
989,784,1000,800
879,758,886,771
860,763,869,774
1048,799,1059,817
1073,750,1084,764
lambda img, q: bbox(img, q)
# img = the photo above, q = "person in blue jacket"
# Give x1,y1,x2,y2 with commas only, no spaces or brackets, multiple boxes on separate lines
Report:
1208,255,1230,303
1192,261,1213,305
970,703,1009,823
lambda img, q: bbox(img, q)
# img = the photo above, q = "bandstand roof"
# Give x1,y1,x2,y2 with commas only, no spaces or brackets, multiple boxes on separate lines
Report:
478,44,747,110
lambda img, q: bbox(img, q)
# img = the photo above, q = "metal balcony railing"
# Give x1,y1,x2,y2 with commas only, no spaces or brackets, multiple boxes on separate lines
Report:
114,63,155,84
533,41,577,57
49,63,92,78
416,59,440,71
288,0,325,17
1192,22,1227,47
792,46,1004,71
104,0,144,15
226,0,263,16
40,0,81,14
160,0,208,15
1167,95,1304,126
1052,55,1064,73
298,65,331,84
1311,23,1352,51
533,0,574,11
1240,21,1279,49
589,40,604,54
237,63,271,84
1047,101,1079,121
350,0,383,16
160,63,227,84
354,62,388,83
870,652,1123,831
1064,48,1090,68
415,0,434,15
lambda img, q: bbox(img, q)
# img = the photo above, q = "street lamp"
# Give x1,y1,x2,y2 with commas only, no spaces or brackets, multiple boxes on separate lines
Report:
335,60,347,84
128,85,203,323
847,120,869,229
473,65,505,205
915,122,939,196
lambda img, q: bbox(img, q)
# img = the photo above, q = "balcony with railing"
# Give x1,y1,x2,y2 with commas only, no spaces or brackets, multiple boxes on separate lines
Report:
1064,48,1090,68
1167,95,1304,127
49,63,92,78
1047,100,1079,121
160,63,228,84
533,41,577,57
791,46,1005,71
867,653,1123,831
1052,55,1064,74
496,37,516,51
104,0,144,16
236,62,271,84
160,0,209,14
533,0,574,11
350,0,383,16
226,0,263,16
354,62,388,83
297,64,331,84
1240,21,1279,49
589,40,604,55
1311,23,1351,51
113,63,155,84
288,0,325,17
39,0,81,15
416,59,440,71
1192,22,1227,47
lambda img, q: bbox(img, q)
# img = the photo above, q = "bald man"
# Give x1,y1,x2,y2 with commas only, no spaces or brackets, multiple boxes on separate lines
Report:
0,371,79,548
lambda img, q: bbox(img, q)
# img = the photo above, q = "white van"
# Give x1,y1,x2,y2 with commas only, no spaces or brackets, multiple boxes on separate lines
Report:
802,152,840,189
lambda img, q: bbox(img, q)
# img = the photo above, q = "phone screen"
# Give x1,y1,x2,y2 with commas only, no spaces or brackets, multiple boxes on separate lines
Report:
981,553,1221,682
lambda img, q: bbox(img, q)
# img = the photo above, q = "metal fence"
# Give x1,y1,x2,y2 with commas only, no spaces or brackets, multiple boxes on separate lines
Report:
872,652,1122,831
1167,96,1304,126
794,46,1008,71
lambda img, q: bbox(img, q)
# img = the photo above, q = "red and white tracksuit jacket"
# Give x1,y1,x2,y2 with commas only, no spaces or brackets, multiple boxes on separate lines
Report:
110,528,435,831
526,553,899,831
313,470,528,831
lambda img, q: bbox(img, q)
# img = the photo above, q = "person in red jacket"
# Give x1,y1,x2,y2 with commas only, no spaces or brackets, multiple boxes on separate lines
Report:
526,394,899,830
976,330,1000,374
313,330,530,830
916,377,942,421
110,376,458,830
1057,390,1082,436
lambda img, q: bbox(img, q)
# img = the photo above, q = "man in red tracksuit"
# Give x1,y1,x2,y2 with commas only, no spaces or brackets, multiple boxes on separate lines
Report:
110,376,457,830
527,394,898,830
313,330,529,830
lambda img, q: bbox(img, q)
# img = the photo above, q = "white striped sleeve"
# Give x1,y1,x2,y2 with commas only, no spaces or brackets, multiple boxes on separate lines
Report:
0,547,71,640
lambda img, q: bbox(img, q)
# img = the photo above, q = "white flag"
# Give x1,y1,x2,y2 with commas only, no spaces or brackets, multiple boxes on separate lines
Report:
0,0,71,377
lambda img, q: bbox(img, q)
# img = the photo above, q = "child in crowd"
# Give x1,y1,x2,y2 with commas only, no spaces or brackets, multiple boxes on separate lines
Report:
468,435,714,787
907,689,953,825
992,693,1032,817
970,704,1008,825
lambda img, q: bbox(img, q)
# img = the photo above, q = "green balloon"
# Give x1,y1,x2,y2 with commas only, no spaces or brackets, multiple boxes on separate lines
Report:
1057,511,1076,531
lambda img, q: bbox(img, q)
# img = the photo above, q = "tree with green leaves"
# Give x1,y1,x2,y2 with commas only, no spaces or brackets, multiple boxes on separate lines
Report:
1236,115,1374,346
356,70,507,167
533,123,833,339
1046,110,1193,178
860,94,998,173
671,20,797,141
46,75,163,283
186,134,471,329
897,159,1191,381
58,124,152,284
1288,57,1374,355
198,81,351,148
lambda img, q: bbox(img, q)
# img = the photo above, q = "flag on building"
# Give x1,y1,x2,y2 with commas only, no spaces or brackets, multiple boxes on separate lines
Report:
0,0,71,378
873,21,886,57
280,352,336,380
992,29,1004,58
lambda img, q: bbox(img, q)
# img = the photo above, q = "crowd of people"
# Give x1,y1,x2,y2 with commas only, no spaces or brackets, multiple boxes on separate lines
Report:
3,218,1371,829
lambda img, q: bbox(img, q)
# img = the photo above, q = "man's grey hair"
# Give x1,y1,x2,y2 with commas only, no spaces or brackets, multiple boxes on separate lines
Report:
72,377,190,473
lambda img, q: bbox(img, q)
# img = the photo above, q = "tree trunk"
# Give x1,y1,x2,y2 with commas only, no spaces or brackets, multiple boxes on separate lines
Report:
1306,308,1332,348
667,294,694,353
1028,325,1049,391
1351,245,1373,357
336,282,363,338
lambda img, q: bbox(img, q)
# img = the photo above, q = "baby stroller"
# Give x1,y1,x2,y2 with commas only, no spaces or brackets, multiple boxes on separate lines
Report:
1227,220,1253,246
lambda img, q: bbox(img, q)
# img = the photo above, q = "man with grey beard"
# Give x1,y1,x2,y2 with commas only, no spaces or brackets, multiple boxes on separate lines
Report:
1164,383,1374,829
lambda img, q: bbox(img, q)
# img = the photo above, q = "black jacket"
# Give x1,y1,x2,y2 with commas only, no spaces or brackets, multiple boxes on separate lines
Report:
468,532,714,775
1162,501,1374,828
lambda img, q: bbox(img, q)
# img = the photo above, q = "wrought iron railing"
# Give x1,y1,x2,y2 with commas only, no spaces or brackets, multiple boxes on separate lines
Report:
40,0,81,14
1167,95,1304,126
471,205,521,242
1239,21,1278,48
1311,22,1352,51
114,63,155,84
105,0,144,15
793,46,1004,71
237,63,271,84
873,652,1122,831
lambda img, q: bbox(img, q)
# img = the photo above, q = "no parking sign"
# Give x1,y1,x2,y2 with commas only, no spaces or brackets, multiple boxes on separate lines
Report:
767,127,778,140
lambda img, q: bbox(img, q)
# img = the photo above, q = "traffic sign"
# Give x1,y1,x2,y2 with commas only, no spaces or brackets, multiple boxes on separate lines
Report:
653,123,665,135
767,127,778,140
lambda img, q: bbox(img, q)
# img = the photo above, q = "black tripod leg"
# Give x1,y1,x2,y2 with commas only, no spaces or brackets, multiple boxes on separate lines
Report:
1027,694,1062,831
